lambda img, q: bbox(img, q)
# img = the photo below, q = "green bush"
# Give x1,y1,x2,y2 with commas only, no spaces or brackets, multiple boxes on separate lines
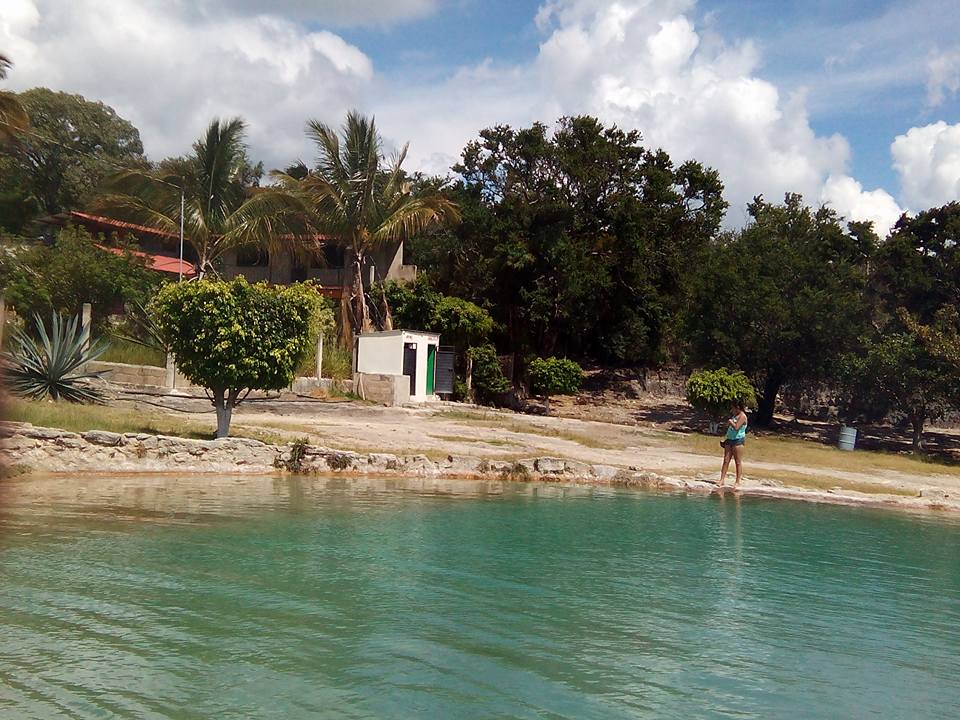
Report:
528,356,583,396
152,277,319,437
1,227,161,332
468,344,510,404
685,368,757,419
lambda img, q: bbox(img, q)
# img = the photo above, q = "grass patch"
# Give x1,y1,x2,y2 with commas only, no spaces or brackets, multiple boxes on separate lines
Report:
7,397,283,444
98,337,165,367
296,338,353,380
668,430,960,478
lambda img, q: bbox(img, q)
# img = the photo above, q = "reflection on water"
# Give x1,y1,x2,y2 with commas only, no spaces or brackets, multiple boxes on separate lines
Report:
1,475,959,719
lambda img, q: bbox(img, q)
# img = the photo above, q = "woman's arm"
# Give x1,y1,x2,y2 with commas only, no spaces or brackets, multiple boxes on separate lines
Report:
731,412,747,429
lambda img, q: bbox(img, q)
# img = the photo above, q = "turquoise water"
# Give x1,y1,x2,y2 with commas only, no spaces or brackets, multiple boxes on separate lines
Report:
1,476,959,719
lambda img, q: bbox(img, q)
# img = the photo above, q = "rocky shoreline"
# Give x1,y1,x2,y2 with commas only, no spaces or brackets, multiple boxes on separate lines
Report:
2,422,958,515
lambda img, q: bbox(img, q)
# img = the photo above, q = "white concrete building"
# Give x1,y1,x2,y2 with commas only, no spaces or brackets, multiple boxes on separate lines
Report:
355,330,441,403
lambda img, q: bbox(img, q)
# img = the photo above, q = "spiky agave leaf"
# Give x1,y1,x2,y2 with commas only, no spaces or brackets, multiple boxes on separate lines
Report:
1,313,109,403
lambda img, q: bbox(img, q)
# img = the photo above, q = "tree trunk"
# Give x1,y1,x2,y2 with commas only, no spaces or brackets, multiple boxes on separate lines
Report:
910,410,925,451
212,388,240,438
754,373,783,427
350,255,371,335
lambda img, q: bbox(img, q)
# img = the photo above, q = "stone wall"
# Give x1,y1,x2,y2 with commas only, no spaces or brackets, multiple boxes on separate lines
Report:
1,422,632,482
354,373,410,406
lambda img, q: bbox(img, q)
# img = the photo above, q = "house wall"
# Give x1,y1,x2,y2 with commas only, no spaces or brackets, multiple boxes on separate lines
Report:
356,333,403,375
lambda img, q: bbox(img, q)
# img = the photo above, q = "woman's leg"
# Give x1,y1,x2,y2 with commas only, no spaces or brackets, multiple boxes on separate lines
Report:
732,444,744,486
719,445,733,486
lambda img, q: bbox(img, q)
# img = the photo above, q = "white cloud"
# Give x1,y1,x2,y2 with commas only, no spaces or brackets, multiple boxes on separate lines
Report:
383,0,868,226
927,47,960,106
892,120,960,209
820,174,903,235
0,1,373,167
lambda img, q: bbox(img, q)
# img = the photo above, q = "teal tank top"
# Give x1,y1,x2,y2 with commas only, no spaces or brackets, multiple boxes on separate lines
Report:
725,415,747,440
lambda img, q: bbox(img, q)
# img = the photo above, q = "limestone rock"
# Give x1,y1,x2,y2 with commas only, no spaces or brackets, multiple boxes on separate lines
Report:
535,457,566,474
82,430,124,446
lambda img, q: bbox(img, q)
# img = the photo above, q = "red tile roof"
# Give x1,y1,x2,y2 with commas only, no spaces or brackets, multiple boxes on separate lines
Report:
95,244,196,277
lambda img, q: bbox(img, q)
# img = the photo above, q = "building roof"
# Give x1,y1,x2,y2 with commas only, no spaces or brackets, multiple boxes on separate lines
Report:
95,244,196,277
42,210,180,240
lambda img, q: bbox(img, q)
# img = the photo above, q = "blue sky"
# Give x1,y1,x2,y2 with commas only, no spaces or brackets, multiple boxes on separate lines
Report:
3,0,959,231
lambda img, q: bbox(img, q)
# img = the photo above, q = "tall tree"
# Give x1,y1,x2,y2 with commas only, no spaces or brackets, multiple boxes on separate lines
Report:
274,112,459,336
0,89,144,218
95,117,303,276
685,194,873,426
410,116,726,364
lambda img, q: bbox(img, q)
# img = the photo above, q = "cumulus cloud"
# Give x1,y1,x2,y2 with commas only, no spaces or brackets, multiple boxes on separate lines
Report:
892,121,960,209
820,175,903,234
0,0,374,167
385,0,897,228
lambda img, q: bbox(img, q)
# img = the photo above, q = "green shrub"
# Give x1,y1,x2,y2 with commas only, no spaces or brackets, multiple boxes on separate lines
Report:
528,356,583,396
468,344,510,404
2,227,161,332
685,368,757,419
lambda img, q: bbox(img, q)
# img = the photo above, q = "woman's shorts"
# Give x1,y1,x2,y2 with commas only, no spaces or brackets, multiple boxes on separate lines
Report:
720,438,745,449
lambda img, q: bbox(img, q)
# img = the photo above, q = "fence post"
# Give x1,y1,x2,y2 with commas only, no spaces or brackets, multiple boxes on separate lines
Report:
315,333,324,380
465,354,473,398
165,352,176,389
81,303,92,353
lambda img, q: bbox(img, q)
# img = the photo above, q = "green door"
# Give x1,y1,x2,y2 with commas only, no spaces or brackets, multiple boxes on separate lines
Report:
426,345,436,395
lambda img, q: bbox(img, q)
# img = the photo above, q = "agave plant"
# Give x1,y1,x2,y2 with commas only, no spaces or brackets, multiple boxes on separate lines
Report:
2,313,108,402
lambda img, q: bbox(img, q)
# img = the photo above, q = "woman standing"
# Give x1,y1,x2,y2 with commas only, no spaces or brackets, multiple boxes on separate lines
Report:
718,401,748,489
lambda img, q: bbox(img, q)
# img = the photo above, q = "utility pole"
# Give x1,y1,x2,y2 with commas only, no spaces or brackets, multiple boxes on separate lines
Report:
178,188,185,281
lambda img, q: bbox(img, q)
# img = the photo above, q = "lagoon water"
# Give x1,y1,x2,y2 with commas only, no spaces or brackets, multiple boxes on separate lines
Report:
1,476,959,719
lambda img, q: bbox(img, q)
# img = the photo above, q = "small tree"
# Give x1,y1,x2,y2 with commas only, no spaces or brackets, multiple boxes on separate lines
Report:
528,356,583,414
468,344,510,405
836,330,959,451
685,368,757,430
151,277,319,437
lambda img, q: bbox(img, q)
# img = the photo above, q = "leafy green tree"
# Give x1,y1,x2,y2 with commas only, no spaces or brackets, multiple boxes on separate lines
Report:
272,111,459,336
0,88,145,225
151,277,320,437
467,344,510,404
95,117,299,277
837,328,959,450
528,357,583,396
684,194,873,426
410,116,726,365
1,226,161,330
685,368,757,422
872,203,960,324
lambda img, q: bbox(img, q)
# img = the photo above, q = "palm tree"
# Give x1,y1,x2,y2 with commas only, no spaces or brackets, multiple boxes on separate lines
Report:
275,111,459,335
95,117,306,276
0,53,30,145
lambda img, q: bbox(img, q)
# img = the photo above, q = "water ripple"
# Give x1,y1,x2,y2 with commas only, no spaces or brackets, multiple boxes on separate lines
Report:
1,476,959,719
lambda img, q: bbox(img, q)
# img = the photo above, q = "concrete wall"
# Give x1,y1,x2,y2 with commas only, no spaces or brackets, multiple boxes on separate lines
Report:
88,360,194,389
356,333,403,375
354,372,410,406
